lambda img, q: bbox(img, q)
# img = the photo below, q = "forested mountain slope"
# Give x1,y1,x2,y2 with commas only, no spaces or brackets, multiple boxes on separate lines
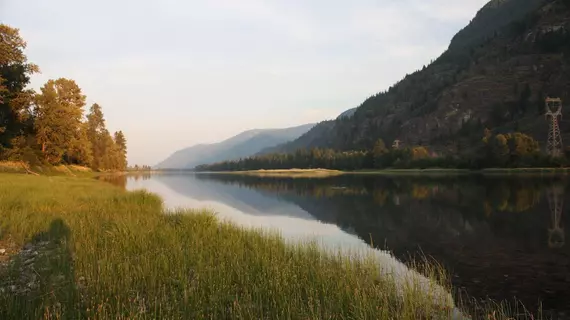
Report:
278,0,570,155
156,123,314,169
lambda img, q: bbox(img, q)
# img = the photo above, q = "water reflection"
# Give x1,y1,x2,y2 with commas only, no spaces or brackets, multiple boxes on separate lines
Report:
548,184,565,249
98,173,151,189
110,173,570,318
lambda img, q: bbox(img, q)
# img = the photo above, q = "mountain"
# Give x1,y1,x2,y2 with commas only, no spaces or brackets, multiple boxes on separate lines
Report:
155,123,314,169
276,0,570,155
257,108,357,155
337,108,357,119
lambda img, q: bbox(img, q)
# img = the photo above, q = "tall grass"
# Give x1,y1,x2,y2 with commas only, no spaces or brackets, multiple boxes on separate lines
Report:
0,161,96,177
0,174,537,319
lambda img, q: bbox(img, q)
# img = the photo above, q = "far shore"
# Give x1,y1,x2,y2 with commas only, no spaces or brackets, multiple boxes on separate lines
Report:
187,167,570,178
201,168,345,178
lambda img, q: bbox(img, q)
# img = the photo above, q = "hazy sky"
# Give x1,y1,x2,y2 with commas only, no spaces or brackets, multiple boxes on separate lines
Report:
2,0,488,165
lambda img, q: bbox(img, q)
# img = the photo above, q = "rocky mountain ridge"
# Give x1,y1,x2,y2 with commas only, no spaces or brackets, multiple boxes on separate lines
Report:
277,0,570,155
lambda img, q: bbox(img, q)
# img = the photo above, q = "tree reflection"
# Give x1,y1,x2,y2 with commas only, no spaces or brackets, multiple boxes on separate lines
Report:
98,172,151,189
198,173,567,250
190,173,570,315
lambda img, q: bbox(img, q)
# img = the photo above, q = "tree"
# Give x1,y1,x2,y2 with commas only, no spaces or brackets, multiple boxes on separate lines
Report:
372,138,388,168
412,146,429,160
488,134,510,167
0,24,39,156
86,103,107,169
507,132,540,166
100,129,118,170
1,24,128,169
68,122,93,166
34,78,86,164
114,131,127,170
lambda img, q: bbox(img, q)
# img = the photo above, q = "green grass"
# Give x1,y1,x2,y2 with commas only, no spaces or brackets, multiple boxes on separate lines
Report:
0,174,539,319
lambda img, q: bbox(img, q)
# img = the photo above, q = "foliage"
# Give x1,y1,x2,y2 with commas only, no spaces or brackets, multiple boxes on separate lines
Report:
34,78,86,164
0,24,127,171
0,24,38,154
479,131,543,168
128,164,152,171
197,129,564,172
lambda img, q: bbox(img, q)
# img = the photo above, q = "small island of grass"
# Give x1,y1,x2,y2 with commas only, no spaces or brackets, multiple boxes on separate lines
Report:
212,168,344,178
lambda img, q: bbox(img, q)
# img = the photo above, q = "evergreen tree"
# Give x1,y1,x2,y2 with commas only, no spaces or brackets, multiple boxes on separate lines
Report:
1,24,128,169
0,24,39,157
100,129,117,170
86,103,107,170
114,131,127,170
34,78,86,164
372,138,388,168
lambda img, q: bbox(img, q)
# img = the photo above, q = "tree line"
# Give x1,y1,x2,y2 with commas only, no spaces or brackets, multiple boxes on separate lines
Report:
0,24,127,171
195,130,565,172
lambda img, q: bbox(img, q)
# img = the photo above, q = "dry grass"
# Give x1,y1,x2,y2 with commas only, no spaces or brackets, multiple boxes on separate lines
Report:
0,161,26,174
0,161,93,176
223,168,344,178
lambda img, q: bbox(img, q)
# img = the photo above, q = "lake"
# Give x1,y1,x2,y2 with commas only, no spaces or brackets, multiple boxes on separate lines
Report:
105,172,570,318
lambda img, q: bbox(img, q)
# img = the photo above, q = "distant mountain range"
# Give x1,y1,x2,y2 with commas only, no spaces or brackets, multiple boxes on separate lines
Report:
155,123,315,169
159,0,570,169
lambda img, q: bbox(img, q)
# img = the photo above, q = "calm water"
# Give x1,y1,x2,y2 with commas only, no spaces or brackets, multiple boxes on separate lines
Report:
106,173,570,318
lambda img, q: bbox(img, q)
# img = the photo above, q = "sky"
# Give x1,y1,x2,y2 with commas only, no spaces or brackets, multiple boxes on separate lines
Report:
2,0,489,165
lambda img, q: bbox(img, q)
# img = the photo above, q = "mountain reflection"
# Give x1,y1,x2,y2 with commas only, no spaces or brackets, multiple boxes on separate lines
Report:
116,172,569,317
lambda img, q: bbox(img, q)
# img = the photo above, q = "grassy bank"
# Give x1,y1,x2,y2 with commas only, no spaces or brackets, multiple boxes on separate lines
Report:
0,174,533,319
0,161,95,177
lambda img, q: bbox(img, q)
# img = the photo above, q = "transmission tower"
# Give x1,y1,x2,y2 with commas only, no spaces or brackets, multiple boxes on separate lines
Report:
545,97,563,157
547,184,565,248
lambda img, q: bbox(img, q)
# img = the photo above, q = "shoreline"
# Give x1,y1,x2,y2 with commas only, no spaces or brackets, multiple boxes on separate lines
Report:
188,167,570,178
0,173,533,319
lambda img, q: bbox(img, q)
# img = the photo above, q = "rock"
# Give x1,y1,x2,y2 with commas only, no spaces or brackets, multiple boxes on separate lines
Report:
23,258,35,266
0,249,5,255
